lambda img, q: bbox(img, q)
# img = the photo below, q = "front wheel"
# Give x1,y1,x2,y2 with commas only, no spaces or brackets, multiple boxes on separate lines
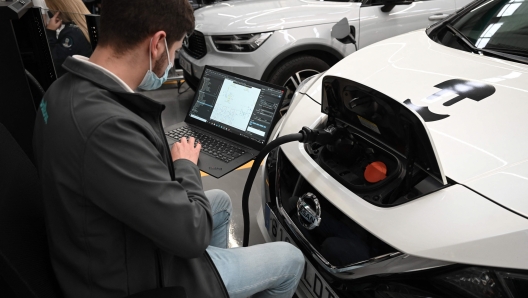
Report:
268,55,330,115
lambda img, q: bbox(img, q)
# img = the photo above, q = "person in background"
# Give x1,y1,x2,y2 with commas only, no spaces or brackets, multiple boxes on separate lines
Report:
45,0,92,77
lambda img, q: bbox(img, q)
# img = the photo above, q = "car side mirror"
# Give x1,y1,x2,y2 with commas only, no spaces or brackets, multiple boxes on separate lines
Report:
380,0,413,13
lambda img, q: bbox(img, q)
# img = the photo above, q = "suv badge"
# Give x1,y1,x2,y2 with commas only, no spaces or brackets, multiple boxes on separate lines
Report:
297,193,321,230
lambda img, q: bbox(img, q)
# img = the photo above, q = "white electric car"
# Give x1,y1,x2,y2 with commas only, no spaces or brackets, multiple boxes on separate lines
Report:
179,0,474,105
257,0,528,297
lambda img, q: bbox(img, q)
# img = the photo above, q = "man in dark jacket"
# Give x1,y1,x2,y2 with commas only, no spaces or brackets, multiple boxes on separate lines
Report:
33,0,304,297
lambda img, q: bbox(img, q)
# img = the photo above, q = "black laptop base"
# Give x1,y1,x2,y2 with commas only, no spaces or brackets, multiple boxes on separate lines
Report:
165,123,257,178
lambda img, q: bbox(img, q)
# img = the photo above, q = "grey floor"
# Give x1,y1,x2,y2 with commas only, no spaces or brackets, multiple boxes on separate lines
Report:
139,82,266,247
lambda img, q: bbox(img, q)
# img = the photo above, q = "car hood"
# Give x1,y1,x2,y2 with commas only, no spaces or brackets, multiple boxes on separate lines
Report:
194,0,359,35
284,30,528,217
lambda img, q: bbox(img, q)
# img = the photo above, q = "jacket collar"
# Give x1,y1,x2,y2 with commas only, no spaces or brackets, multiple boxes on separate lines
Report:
62,56,165,114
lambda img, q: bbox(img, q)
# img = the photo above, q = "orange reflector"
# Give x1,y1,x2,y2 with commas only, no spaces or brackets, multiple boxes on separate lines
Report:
364,161,387,183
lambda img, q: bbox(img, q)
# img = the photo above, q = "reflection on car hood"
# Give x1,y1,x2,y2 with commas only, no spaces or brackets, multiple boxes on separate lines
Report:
194,0,359,35
294,30,528,217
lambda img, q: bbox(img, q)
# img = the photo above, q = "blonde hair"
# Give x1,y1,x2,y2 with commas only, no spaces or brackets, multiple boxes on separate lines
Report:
45,0,91,42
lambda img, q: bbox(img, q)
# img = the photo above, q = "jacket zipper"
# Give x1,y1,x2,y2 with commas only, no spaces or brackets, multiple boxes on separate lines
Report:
155,109,172,289
156,249,165,288
156,110,176,180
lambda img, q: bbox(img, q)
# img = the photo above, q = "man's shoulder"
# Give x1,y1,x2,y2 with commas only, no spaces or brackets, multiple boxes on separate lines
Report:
46,74,142,140
47,73,118,111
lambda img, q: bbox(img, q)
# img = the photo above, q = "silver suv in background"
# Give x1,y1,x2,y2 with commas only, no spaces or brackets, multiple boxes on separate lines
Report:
180,0,474,108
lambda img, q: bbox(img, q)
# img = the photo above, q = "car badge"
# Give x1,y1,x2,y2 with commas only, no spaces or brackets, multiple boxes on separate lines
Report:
183,36,190,48
297,192,321,230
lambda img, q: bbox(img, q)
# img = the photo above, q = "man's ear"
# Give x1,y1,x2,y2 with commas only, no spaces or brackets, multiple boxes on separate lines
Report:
150,31,167,60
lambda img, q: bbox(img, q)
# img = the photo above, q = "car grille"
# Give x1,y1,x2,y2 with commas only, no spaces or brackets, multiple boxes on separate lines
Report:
183,31,207,59
275,149,396,270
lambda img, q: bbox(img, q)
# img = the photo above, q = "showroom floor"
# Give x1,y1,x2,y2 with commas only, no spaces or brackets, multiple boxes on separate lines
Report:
139,81,266,247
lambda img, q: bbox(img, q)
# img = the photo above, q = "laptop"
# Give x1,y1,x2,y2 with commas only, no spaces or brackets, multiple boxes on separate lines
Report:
164,66,286,178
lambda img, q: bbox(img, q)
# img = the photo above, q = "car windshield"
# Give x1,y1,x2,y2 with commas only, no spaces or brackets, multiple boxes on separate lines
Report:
432,0,528,62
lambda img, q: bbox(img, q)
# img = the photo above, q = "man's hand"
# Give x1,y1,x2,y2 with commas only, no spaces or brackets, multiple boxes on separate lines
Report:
46,12,62,31
171,137,201,164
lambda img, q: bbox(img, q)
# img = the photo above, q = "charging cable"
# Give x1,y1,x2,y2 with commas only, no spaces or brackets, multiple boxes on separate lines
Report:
298,92,321,106
242,126,337,247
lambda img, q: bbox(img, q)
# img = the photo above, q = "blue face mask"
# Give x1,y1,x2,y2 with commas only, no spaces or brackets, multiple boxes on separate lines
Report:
138,38,172,90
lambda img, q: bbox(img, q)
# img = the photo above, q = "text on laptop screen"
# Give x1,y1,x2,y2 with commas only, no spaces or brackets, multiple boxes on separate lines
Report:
189,69,284,144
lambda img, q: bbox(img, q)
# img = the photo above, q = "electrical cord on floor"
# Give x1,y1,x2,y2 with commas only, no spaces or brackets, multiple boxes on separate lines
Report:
241,126,338,247
299,92,321,105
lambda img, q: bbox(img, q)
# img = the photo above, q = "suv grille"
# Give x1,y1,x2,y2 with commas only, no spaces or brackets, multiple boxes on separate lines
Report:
183,31,207,59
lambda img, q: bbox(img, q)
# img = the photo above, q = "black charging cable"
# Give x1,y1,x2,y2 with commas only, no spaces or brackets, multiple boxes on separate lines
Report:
242,126,337,247
298,92,321,106
25,69,46,99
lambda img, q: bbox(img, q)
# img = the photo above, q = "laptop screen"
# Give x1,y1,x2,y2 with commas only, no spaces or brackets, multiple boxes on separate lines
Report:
186,67,285,147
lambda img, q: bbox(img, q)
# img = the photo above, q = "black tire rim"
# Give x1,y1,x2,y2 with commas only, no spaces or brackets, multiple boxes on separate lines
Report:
281,69,320,115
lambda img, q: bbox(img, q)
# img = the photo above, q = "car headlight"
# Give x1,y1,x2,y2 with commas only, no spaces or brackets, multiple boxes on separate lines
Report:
436,267,528,297
212,32,273,52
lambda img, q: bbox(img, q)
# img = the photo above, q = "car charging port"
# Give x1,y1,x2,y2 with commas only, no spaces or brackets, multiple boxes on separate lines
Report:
364,161,387,183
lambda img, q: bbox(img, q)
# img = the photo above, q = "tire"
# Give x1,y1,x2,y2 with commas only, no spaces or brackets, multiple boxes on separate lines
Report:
268,55,330,114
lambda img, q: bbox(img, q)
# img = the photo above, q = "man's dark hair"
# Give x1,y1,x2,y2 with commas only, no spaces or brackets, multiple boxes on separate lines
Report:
98,0,194,54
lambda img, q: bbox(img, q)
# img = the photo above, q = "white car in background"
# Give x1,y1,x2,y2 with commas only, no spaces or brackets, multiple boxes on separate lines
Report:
257,0,528,297
179,0,474,107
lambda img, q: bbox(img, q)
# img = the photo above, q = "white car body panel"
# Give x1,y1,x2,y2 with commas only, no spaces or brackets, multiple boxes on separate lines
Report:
181,0,475,81
359,0,456,48
194,0,360,35
269,30,528,270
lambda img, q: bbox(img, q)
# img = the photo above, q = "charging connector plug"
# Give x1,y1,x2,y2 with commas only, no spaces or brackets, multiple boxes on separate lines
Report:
242,125,338,247
299,125,338,145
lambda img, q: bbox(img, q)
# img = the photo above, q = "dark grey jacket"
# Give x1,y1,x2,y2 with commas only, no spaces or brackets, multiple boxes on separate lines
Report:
33,57,228,298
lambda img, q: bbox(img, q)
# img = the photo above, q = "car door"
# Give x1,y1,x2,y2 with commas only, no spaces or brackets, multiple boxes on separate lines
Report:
358,0,457,48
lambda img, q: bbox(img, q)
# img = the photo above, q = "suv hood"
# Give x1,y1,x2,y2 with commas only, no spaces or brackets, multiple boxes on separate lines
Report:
194,0,359,35
297,30,528,217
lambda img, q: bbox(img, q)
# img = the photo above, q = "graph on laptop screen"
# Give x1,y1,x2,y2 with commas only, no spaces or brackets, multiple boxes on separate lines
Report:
189,68,284,144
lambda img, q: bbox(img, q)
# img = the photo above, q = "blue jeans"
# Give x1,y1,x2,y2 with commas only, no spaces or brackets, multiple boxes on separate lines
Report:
204,190,304,298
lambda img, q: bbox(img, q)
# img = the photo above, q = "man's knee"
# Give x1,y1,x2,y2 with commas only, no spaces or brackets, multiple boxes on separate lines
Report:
275,242,305,274
206,189,232,215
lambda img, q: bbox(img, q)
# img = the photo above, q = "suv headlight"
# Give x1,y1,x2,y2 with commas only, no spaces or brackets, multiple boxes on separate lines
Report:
212,32,273,52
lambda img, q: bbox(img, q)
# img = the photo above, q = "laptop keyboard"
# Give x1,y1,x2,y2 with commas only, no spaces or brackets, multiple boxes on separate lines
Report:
165,127,246,163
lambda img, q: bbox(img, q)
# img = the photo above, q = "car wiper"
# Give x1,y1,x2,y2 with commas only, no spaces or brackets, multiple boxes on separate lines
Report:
444,24,478,53
445,25,528,64
484,46,528,58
